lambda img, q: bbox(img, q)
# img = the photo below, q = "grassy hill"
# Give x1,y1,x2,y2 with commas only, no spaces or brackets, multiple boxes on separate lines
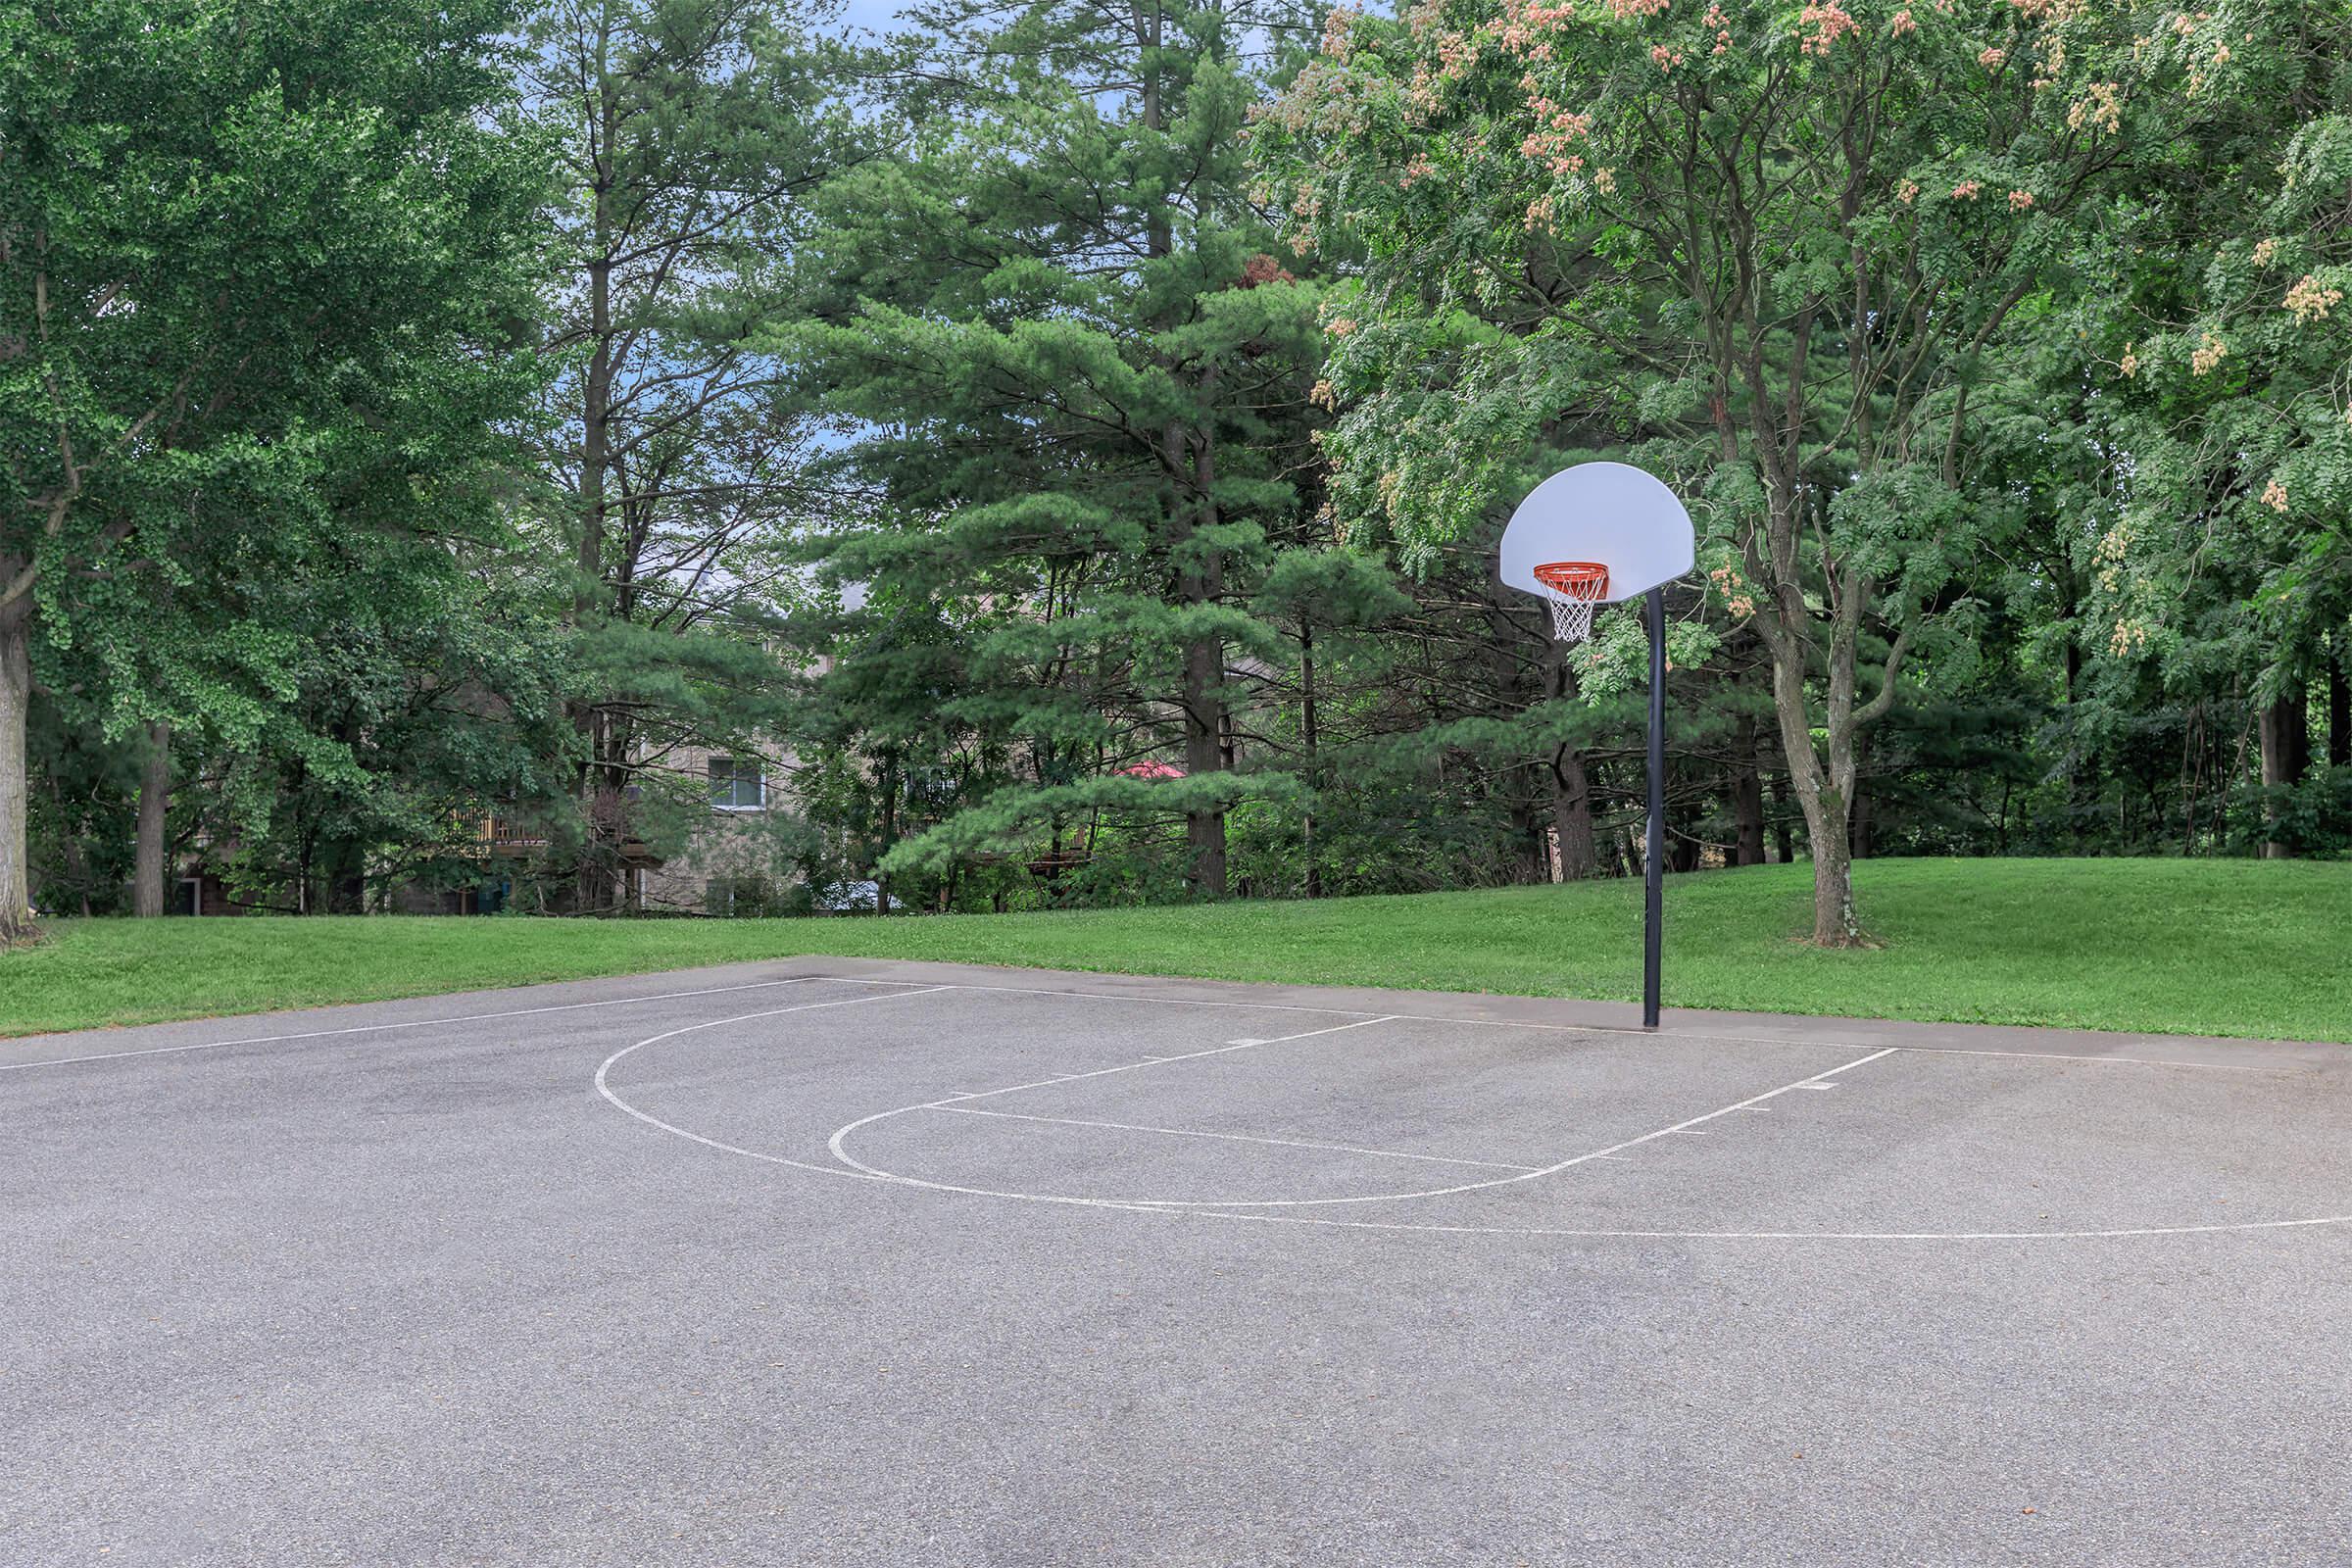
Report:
4,858,2346,1042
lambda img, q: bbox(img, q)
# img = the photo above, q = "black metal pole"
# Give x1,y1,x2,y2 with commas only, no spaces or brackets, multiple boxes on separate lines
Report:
1643,587,1665,1030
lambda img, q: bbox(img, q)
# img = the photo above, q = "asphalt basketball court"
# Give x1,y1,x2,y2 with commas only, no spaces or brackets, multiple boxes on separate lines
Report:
7,957,2349,1564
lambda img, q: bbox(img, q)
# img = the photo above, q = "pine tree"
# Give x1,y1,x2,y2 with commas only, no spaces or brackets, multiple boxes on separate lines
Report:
779,0,1334,899
517,0,871,909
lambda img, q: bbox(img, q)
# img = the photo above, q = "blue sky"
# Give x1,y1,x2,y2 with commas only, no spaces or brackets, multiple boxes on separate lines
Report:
835,0,906,37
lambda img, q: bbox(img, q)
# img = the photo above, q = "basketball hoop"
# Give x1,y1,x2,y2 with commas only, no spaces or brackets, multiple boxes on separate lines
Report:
1502,464,1693,1031
1532,561,1609,644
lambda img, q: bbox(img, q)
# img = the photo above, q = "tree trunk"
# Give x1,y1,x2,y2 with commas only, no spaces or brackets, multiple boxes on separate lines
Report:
0,610,31,941
1179,630,1227,896
1548,751,1598,881
133,719,172,917
1509,777,1546,883
1732,711,1766,866
2259,686,2310,859
584,723,635,916
1759,608,1862,943
571,58,618,913
1133,5,1224,899
1744,464,1898,944
2328,639,2349,769
2061,632,2087,851
1666,819,1701,872
1847,730,1873,860
1176,429,1227,899
1802,787,1859,942
577,735,619,913
1545,644,1599,879
47,769,92,917
1300,620,1321,898
876,756,896,915
1666,776,1703,872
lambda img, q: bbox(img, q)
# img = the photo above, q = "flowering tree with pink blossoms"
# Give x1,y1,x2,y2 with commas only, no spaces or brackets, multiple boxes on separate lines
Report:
2070,79,2352,857
1251,0,2266,941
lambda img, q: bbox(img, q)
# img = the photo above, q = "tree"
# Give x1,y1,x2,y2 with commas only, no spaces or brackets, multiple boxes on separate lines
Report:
2067,18,2352,859
0,0,546,939
781,0,1334,900
190,547,575,914
517,0,870,911
1252,0,2260,941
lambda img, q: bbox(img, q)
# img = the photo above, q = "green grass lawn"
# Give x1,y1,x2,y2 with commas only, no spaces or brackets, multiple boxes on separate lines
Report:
4,858,2347,1042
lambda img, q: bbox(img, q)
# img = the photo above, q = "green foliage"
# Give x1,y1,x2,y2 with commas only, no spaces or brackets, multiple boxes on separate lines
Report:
0,0,553,918
510,0,876,909
769,0,1347,898
1244,0,2352,935
0,0,547,660
6,0,2349,949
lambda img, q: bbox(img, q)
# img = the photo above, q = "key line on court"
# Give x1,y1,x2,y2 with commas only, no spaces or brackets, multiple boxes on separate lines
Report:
825,1015,1401,1179
1130,1044,1903,1209
930,1104,1544,1172
1514,1045,1898,1169
600,991,2352,1243
593,993,2352,1241
916,1014,1398,1109
831,1031,1901,1213
929,980,1389,1018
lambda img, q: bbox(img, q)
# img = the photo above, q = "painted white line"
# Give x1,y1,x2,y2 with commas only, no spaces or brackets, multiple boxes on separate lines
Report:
56,961,2282,1078
0,974,906,1073
929,1015,1399,1109
1126,1047,1901,1209
1370,1014,2300,1075
825,1017,1400,1180
910,980,2302,1075
1833,1042,2293,1074
592,987,954,1181
1169,1200,2352,1243
920,980,1387,1019
930,1104,1543,1173
604,990,2352,1244
830,1041,1900,1213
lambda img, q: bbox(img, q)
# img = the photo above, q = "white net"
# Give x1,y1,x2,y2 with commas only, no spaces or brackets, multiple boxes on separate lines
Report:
1542,589,1599,645
1532,562,1609,644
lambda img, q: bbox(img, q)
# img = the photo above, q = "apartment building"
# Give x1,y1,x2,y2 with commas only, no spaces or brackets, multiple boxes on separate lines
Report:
629,740,797,915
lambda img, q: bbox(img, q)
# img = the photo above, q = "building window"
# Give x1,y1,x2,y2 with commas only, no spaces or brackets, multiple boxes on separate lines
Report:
710,756,763,810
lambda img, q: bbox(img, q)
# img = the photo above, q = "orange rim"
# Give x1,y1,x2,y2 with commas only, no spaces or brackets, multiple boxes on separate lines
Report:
1533,561,1609,600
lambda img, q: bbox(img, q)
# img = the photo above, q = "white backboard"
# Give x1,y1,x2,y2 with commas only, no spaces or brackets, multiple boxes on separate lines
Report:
1499,462,1694,604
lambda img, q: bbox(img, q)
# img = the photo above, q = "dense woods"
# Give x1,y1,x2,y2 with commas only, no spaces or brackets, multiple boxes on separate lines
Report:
3,0,2347,944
